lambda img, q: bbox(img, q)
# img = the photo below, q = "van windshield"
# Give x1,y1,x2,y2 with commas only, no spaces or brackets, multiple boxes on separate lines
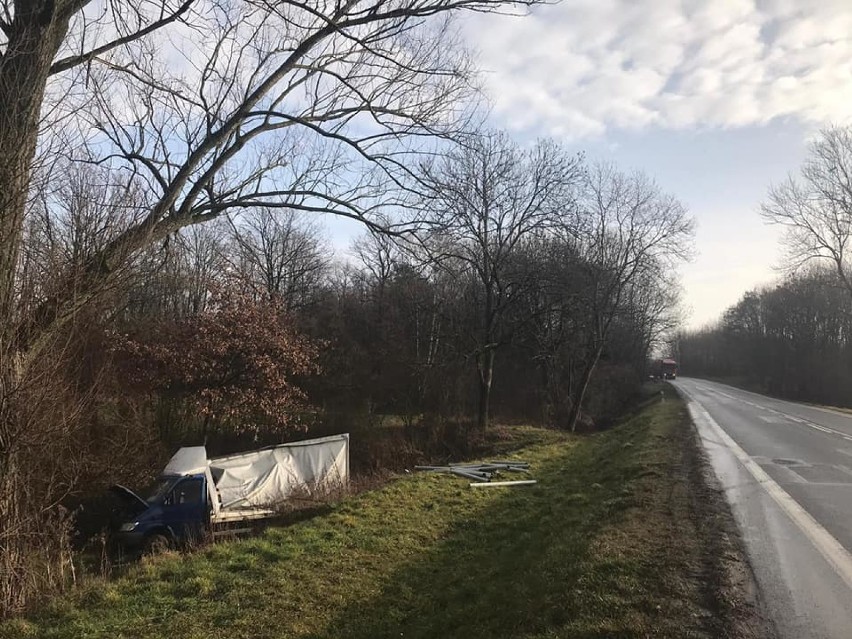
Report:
143,477,178,504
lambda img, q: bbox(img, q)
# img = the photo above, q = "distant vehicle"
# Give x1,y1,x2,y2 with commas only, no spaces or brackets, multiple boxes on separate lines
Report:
111,434,349,553
659,358,678,380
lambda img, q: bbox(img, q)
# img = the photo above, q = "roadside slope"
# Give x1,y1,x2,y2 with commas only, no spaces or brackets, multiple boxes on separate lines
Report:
1,385,767,639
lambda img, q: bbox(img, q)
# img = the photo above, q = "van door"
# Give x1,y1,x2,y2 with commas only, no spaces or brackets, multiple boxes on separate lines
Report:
161,476,208,544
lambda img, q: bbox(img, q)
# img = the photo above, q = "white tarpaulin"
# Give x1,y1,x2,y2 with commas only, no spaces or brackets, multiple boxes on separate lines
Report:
161,434,349,514
209,434,349,510
163,446,208,475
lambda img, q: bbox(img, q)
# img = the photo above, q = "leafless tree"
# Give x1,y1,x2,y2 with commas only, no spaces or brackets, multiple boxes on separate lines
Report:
761,125,852,297
566,163,693,429
421,131,583,428
2,0,545,363
119,222,229,319
228,208,331,310
351,216,404,299
680,266,852,405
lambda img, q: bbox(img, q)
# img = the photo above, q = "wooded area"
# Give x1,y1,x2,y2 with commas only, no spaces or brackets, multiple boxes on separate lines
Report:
0,0,691,616
680,267,852,404
680,126,852,408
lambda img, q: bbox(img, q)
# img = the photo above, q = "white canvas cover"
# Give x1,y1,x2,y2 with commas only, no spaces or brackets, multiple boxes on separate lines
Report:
163,446,208,475
209,434,349,510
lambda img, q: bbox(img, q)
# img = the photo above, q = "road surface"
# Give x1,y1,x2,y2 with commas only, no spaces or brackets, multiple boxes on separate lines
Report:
674,377,852,639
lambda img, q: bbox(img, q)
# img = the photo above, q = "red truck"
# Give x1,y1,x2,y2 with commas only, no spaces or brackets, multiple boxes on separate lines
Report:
659,358,678,380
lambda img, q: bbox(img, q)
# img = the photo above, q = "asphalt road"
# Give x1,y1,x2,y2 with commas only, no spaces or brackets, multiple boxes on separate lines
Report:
674,377,852,639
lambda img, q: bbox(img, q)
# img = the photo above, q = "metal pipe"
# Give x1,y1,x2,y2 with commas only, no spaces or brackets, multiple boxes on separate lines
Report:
450,469,492,481
469,480,537,488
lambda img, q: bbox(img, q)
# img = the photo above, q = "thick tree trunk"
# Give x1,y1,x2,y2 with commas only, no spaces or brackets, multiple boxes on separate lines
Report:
0,7,69,353
0,5,71,617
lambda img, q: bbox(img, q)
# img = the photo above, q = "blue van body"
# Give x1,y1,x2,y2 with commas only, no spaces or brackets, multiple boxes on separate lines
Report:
112,473,210,548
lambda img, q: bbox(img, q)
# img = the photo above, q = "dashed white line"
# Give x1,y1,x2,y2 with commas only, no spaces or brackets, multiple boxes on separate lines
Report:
752,404,852,442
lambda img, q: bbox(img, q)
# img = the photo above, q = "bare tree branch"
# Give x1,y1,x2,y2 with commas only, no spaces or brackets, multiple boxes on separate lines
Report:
50,0,196,75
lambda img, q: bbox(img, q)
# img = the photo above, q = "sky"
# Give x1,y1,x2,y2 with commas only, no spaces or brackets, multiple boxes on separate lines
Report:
455,0,852,328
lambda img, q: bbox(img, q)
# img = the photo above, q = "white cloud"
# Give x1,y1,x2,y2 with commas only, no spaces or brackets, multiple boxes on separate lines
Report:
464,0,852,138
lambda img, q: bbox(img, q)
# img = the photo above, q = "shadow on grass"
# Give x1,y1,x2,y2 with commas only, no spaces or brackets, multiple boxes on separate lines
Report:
310,418,653,639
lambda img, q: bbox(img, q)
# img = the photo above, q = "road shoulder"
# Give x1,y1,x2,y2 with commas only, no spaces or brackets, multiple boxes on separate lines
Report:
680,389,776,639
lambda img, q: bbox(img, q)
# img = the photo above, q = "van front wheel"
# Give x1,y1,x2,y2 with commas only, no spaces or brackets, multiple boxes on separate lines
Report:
142,533,171,555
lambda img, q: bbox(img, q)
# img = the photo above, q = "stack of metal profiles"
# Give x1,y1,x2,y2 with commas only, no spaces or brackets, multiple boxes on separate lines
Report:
414,461,537,487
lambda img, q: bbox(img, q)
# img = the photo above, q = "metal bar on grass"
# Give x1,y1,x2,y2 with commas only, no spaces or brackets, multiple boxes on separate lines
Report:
469,480,537,488
450,469,492,482
414,462,533,484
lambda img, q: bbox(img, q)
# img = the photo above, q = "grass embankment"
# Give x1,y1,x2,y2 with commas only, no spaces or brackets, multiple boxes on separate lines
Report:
1,385,755,639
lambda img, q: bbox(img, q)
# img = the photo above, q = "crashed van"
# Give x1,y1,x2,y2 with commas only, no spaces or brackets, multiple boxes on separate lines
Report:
111,434,349,552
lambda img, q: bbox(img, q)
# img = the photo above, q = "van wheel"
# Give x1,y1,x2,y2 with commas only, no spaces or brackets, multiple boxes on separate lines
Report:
142,533,171,555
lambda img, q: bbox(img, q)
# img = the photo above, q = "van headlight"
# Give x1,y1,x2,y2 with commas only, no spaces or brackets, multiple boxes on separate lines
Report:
119,522,138,532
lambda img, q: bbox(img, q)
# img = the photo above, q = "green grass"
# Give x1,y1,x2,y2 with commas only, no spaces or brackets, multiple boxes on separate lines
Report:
2,385,728,639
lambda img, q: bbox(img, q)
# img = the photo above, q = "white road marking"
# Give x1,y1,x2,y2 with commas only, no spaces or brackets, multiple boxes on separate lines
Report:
752,403,852,442
801,403,852,420
687,379,852,444
679,385,852,592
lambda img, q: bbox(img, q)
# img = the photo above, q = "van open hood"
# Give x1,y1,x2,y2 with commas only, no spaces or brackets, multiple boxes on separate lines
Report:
110,484,149,516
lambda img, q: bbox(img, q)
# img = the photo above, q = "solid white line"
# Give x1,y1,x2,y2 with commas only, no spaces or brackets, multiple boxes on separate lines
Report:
679,385,852,592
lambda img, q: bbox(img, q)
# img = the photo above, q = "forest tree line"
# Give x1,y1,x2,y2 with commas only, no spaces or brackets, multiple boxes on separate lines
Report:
679,267,852,405
4,136,690,617
18,138,689,482
680,126,852,408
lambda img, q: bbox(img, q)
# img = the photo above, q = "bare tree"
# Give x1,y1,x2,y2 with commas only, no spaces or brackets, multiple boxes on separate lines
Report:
566,163,693,429
16,164,139,316
2,0,546,364
0,0,197,357
681,266,852,404
421,131,583,428
119,222,229,319
228,209,330,310
761,125,852,297
352,223,400,298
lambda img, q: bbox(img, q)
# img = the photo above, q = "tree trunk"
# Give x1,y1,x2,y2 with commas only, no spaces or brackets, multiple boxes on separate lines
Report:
567,346,603,432
0,8,69,353
0,7,71,616
476,347,494,429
